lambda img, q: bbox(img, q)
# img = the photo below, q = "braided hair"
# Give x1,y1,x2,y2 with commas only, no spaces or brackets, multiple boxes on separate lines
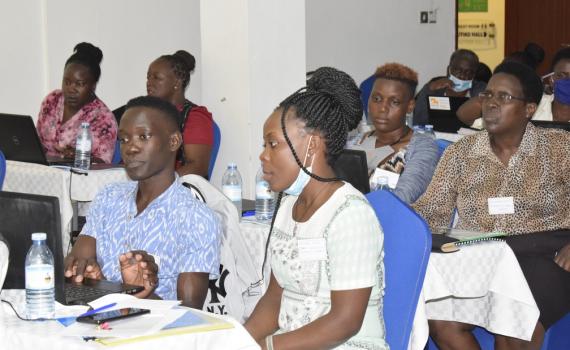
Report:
65,42,103,82
255,67,362,287
158,50,196,90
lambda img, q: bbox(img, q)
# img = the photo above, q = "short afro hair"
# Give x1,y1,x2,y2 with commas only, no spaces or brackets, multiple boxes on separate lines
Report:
493,61,543,105
374,62,418,98
551,47,570,71
124,95,180,131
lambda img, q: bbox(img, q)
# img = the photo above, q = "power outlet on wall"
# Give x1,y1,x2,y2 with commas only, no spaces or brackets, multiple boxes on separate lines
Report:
420,11,428,23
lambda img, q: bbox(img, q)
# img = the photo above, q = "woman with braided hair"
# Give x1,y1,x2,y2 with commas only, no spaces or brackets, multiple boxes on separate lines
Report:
244,67,388,350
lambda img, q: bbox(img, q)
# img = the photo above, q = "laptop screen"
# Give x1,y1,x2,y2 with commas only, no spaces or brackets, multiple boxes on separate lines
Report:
531,120,570,132
426,96,472,133
334,149,371,194
0,113,49,165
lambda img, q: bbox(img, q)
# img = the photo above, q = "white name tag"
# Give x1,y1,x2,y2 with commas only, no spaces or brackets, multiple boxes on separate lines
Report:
488,197,515,215
429,96,451,110
297,238,327,261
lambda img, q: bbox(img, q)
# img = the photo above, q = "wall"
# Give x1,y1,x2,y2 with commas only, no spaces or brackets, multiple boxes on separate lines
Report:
306,0,456,90
0,0,201,121
458,0,505,70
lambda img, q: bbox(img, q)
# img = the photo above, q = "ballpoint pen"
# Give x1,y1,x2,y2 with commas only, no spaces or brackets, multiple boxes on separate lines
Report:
78,302,117,318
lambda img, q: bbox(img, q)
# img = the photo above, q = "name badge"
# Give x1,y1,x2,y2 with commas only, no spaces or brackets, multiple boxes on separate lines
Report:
297,238,327,261
429,96,451,110
487,197,515,215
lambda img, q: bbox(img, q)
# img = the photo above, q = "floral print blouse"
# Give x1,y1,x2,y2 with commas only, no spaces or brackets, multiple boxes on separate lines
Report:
36,90,117,163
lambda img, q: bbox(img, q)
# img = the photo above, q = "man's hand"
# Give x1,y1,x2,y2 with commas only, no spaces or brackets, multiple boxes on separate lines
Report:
554,243,570,272
54,144,75,159
64,255,104,283
119,251,159,299
428,77,454,92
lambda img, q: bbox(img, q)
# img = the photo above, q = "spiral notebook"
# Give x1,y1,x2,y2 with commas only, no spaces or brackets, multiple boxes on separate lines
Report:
432,228,507,253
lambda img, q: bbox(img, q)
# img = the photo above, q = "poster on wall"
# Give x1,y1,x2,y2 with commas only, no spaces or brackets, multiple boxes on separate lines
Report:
458,0,488,12
458,19,496,50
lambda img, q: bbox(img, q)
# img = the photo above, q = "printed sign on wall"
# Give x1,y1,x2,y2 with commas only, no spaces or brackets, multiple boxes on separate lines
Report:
458,19,496,50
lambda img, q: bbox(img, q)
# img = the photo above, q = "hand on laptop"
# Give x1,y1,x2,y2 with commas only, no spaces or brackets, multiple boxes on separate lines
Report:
64,256,104,283
119,250,159,299
428,77,454,92
54,144,76,159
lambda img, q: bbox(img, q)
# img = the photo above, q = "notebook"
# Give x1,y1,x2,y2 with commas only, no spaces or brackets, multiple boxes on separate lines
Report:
426,95,473,133
0,191,143,305
0,113,74,166
530,120,570,132
334,149,371,194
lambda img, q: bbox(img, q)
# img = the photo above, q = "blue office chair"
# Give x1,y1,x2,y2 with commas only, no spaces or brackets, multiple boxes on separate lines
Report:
0,150,6,190
208,121,221,179
435,139,452,159
111,140,122,164
359,74,376,120
366,189,432,350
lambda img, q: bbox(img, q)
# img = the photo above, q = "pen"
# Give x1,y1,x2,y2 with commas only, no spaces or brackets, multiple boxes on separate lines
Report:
242,210,255,217
78,302,117,318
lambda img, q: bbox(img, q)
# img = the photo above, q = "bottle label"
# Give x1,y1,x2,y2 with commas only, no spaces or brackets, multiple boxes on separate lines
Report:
25,264,54,290
255,181,273,199
222,185,242,202
76,138,92,152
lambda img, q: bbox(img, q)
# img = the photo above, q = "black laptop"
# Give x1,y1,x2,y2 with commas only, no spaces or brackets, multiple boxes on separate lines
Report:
0,113,74,166
0,191,143,305
334,149,371,194
426,95,473,133
531,120,570,132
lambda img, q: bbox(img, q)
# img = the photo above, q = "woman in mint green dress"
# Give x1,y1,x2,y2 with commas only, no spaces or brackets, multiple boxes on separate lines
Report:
245,67,389,350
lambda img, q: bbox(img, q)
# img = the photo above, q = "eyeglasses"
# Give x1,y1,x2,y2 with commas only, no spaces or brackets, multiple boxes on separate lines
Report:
478,91,526,104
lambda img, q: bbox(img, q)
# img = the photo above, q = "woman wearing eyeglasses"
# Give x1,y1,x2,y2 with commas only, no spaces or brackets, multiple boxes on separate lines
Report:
414,61,570,350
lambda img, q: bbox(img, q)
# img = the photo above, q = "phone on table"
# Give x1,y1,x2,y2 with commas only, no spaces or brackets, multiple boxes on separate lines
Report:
76,308,150,324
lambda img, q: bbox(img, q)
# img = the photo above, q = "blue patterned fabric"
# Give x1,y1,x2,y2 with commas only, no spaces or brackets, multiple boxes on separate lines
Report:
81,179,221,300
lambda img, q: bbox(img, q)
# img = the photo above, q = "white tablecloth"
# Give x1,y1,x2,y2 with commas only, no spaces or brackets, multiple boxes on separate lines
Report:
0,290,259,350
239,219,271,288
410,241,540,349
3,161,129,254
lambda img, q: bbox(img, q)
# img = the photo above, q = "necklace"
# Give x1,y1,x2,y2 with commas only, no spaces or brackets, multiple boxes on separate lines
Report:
375,127,411,147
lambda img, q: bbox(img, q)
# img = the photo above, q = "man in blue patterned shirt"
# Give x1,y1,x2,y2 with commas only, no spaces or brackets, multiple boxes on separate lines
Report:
64,96,221,308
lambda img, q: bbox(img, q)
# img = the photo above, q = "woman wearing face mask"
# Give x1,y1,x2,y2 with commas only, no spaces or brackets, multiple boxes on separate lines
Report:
414,49,486,126
533,47,570,123
244,67,388,350
36,42,117,163
354,63,439,204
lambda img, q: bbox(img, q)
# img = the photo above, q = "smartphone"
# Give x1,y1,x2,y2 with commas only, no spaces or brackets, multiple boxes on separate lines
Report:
76,308,150,324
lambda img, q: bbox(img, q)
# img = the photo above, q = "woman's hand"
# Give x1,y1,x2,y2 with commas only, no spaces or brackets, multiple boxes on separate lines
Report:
554,243,570,272
119,250,159,298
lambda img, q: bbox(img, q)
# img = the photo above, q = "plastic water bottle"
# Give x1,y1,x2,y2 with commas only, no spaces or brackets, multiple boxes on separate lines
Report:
412,125,425,134
375,176,391,191
74,122,92,170
424,125,436,139
25,233,55,319
222,163,243,214
255,167,275,221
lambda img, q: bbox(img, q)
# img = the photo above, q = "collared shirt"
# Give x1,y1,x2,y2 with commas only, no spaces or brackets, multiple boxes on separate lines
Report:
414,123,570,235
81,178,221,300
36,90,117,163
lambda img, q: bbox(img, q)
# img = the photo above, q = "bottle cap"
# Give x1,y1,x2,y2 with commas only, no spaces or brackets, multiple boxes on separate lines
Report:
31,232,47,241
81,122,90,127
228,162,237,169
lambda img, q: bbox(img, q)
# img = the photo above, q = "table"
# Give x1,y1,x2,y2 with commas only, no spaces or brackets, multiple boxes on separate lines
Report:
3,161,129,254
0,290,260,350
410,241,540,349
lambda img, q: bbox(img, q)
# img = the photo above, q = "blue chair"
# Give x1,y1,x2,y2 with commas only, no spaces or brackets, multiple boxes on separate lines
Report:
435,139,452,159
208,121,221,179
111,140,122,164
365,189,432,350
359,74,376,120
0,150,5,190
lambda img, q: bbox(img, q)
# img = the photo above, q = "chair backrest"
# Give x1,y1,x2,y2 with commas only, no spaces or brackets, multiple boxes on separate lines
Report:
359,74,376,120
208,121,221,179
0,150,6,190
435,139,452,159
111,140,122,164
365,189,432,350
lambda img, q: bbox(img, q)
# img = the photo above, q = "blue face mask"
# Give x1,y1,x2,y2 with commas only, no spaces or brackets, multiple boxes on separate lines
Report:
449,73,473,92
284,136,314,196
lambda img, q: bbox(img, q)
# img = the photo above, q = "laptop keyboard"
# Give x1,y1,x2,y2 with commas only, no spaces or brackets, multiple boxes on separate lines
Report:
65,284,108,301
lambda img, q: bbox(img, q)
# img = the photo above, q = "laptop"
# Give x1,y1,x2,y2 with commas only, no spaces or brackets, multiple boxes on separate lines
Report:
426,95,473,133
531,120,570,132
334,149,371,194
0,113,74,166
0,191,143,305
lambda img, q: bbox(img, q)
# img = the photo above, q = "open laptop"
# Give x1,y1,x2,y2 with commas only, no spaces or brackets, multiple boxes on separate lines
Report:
0,191,143,305
0,113,74,166
531,120,570,132
334,149,371,194
426,95,473,133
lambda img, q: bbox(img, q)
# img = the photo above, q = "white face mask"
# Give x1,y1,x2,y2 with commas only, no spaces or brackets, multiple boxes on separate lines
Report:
284,136,314,196
449,73,473,92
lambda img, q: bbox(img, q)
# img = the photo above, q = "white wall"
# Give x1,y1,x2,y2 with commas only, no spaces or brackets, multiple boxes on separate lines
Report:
1,0,201,121
306,0,456,90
